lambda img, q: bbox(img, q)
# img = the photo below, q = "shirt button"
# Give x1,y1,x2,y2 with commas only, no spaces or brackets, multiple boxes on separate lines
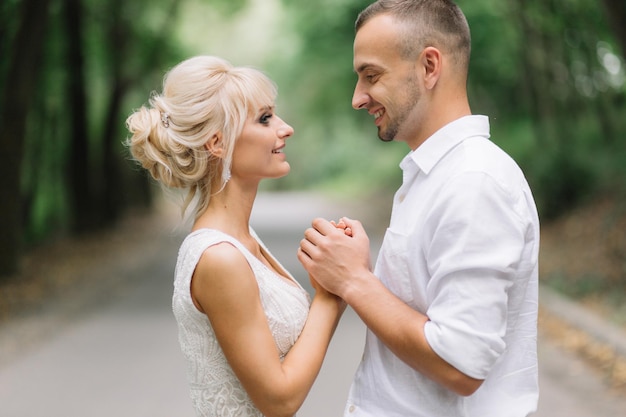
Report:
349,405,356,413
398,194,406,202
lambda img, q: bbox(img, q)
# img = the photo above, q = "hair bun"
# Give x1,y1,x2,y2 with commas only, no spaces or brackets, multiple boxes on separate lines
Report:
126,106,183,188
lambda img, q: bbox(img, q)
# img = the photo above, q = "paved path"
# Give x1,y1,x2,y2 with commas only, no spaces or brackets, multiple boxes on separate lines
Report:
0,192,625,416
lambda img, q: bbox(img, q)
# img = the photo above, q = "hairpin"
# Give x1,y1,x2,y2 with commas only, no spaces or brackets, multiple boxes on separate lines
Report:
161,112,170,128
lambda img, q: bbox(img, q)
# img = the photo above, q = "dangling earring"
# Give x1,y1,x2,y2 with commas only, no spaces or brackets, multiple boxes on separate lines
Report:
213,163,230,195
222,163,231,184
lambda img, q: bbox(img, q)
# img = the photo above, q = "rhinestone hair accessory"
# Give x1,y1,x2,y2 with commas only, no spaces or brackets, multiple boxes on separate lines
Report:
161,112,170,128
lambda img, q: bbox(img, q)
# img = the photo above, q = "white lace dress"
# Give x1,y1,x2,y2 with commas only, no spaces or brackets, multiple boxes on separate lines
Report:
172,228,311,417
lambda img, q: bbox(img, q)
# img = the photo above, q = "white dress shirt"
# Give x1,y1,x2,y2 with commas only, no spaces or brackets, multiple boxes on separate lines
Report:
345,115,539,417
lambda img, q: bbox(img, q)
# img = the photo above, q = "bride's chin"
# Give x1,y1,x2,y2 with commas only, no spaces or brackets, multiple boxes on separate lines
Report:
271,165,290,179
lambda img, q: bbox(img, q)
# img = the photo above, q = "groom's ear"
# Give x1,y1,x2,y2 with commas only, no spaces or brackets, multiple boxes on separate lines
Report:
421,46,442,90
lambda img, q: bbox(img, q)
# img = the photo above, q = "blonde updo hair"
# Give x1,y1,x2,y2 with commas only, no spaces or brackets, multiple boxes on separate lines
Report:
126,56,277,219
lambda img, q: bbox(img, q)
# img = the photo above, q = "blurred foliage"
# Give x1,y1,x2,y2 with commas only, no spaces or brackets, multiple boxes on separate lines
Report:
270,0,626,220
0,0,246,276
1,0,626,277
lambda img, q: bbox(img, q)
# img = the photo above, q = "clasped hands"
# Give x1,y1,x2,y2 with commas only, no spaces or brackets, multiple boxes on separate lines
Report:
297,217,371,300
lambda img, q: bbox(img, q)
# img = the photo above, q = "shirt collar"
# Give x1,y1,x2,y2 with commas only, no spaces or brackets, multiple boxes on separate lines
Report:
401,115,490,175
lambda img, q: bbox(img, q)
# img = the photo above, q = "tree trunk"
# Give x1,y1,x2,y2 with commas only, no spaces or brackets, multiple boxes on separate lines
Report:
602,0,626,58
64,0,97,233
511,0,554,146
100,0,129,224
0,0,51,277
100,0,181,220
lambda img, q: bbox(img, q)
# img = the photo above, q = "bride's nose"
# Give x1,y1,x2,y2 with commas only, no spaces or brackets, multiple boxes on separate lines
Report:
277,118,294,138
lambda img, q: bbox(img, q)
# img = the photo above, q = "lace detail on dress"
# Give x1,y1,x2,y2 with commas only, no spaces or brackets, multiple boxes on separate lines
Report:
172,229,310,417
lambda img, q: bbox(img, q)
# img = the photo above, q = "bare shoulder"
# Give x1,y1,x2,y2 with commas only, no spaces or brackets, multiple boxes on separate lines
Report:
192,242,258,312
197,242,249,275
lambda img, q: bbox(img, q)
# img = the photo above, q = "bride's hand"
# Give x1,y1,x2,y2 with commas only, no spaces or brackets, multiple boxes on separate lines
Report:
309,275,347,312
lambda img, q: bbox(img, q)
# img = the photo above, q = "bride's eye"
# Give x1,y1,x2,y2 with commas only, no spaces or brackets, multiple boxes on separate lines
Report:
260,113,273,125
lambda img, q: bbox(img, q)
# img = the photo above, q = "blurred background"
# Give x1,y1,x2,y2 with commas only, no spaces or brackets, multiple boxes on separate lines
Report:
2,0,625,318
1,0,626,412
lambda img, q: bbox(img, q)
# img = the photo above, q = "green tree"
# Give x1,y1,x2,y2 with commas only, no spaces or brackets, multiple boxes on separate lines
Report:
509,0,625,218
0,0,249,279
274,0,625,218
2,0,625,278
0,0,53,276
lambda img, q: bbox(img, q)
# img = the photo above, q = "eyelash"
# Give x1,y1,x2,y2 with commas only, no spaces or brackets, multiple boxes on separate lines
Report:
260,113,272,125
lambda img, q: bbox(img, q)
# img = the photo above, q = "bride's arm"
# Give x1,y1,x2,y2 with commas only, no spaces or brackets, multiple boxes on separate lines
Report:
191,242,343,417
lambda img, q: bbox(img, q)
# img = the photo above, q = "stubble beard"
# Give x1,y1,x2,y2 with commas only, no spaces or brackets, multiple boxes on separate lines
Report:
377,74,421,143
377,127,395,142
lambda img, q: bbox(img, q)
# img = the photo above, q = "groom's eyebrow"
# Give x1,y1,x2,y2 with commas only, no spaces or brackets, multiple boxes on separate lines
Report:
355,63,382,74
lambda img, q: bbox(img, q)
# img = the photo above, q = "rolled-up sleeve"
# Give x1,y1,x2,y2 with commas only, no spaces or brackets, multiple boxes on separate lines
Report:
422,171,528,379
